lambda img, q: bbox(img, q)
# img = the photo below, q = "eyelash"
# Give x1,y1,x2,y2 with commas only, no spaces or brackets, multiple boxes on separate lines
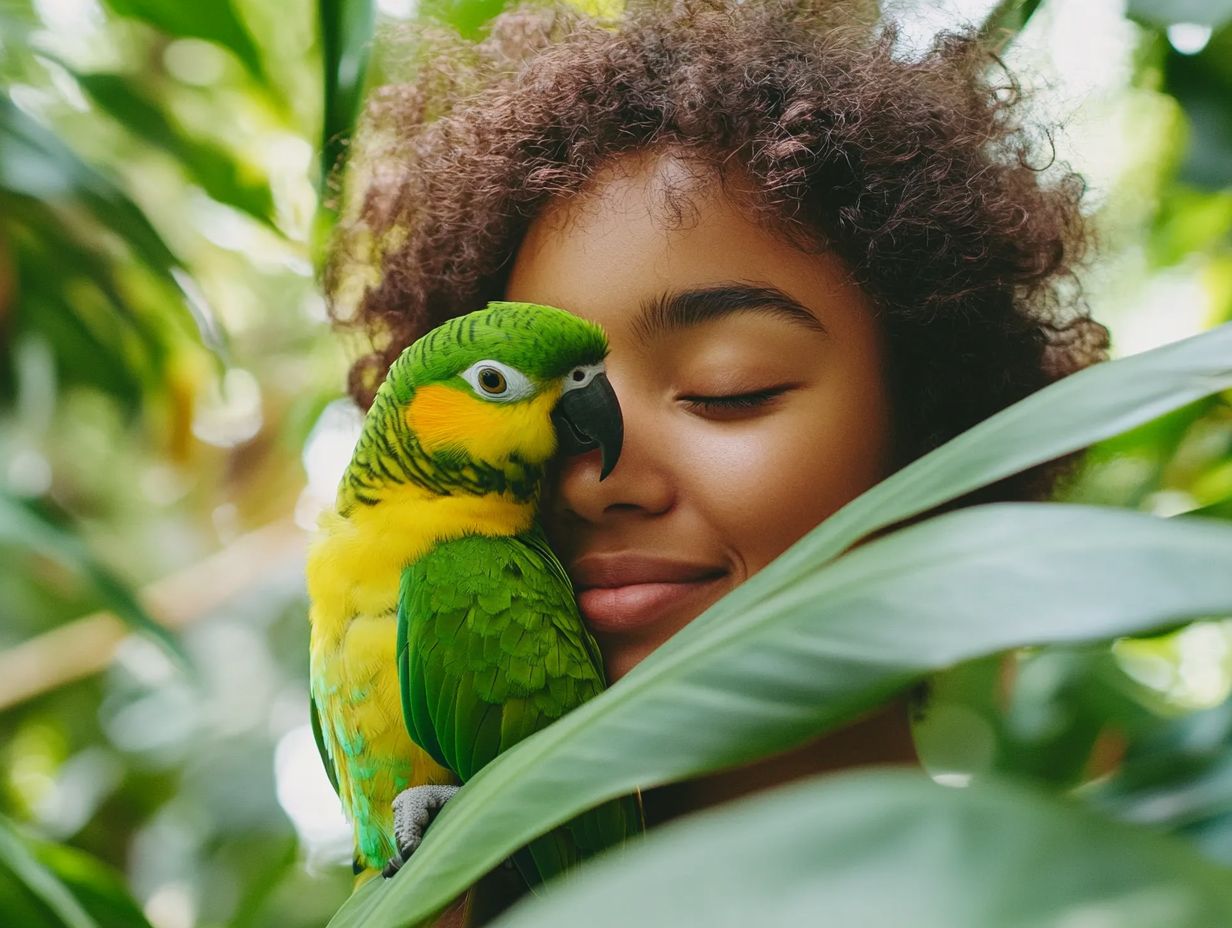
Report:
679,386,791,413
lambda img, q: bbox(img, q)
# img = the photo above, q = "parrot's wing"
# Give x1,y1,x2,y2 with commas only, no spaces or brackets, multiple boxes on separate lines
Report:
310,693,341,796
518,523,574,597
517,523,605,677
397,530,606,782
396,530,641,884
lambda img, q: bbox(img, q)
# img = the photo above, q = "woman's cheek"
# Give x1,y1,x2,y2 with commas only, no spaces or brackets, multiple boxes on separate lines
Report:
682,399,887,576
675,419,779,535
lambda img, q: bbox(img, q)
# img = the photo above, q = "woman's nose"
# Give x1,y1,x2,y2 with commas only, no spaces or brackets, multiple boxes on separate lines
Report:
551,406,675,524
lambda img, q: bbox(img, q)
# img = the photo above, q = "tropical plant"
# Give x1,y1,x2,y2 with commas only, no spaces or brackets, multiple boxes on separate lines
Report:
1,0,377,922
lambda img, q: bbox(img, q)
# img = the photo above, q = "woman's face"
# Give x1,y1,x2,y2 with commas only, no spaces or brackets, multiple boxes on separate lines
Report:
505,152,894,681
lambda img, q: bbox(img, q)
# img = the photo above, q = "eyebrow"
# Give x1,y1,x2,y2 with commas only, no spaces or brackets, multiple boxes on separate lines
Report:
633,283,828,342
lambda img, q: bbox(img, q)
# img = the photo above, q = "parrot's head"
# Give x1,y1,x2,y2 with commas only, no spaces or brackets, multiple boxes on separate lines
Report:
354,301,622,500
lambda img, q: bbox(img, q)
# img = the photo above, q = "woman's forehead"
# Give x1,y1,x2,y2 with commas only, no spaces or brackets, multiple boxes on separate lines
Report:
504,150,868,343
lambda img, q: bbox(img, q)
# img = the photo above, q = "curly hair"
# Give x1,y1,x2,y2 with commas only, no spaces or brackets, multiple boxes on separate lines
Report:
325,0,1109,501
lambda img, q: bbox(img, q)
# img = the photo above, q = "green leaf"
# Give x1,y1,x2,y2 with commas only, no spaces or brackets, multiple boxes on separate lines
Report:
419,0,512,39
0,93,226,354
74,72,277,228
0,817,98,928
0,493,189,670
319,0,376,191
99,0,269,87
492,771,1232,928
330,503,1232,928
1127,0,1232,29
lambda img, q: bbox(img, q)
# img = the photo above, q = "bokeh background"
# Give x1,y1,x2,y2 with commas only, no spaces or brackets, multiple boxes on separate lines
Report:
1,1,1230,926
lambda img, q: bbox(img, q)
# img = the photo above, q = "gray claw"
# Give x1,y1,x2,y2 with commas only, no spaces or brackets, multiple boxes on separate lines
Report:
385,784,460,878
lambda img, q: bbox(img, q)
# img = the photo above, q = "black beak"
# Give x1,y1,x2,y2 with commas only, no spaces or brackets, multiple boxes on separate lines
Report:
551,372,623,480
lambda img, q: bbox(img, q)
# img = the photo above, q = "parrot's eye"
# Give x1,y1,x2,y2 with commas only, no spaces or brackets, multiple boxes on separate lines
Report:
571,369,586,382
460,360,534,402
478,367,508,394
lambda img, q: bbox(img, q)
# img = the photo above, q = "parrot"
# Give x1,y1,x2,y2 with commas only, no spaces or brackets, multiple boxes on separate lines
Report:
305,300,639,890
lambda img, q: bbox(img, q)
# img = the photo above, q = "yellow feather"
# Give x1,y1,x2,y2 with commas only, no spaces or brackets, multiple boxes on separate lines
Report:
406,383,562,464
309,486,536,646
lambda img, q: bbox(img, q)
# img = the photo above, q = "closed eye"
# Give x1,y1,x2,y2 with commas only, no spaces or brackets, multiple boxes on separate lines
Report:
678,385,794,417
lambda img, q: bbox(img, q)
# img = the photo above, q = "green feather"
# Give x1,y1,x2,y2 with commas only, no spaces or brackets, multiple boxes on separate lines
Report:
398,530,641,881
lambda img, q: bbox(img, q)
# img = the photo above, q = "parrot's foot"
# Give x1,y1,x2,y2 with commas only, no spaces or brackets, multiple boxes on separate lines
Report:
383,784,461,878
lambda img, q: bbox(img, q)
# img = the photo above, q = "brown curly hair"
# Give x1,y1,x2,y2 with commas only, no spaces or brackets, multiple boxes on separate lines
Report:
325,0,1109,501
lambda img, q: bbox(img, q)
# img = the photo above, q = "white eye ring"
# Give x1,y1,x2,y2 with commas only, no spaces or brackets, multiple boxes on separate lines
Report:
460,360,535,402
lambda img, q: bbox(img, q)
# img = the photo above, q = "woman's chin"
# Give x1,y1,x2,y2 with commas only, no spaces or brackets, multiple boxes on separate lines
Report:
598,638,662,683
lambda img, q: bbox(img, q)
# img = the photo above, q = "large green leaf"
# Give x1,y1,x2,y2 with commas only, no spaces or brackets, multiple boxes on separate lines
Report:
74,72,276,228
99,0,268,87
0,493,188,669
492,771,1232,928
319,0,375,192
330,502,1232,928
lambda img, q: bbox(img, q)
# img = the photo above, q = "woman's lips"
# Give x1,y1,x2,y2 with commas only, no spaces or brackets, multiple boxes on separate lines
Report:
571,555,728,634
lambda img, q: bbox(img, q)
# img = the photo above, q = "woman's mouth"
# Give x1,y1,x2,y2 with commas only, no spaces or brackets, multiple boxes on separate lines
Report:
570,554,728,633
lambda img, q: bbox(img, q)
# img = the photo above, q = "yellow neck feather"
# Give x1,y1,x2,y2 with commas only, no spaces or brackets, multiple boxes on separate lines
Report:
307,486,536,648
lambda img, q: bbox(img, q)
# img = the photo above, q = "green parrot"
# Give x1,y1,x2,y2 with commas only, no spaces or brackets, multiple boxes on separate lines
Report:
306,300,638,888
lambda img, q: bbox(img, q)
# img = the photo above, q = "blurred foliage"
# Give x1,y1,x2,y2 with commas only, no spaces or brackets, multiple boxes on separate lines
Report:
0,0,1230,926
0,0,372,922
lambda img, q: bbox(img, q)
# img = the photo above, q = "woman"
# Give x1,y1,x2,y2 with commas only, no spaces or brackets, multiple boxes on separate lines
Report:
325,0,1108,916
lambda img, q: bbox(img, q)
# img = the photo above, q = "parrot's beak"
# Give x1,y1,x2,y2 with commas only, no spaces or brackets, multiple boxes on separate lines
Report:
552,371,623,480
